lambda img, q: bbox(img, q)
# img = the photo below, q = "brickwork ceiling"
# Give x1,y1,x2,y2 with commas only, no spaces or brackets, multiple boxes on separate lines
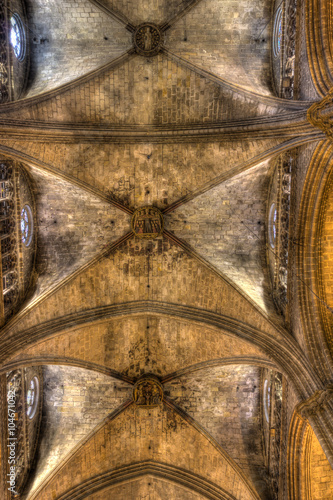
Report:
29,365,132,496
25,0,132,96
0,0,333,499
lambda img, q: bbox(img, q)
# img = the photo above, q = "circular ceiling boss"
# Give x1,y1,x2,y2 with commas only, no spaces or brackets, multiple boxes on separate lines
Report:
133,24,163,56
131,206,164,239
133,376,163,408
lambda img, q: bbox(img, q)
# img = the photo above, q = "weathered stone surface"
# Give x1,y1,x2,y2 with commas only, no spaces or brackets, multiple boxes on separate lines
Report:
165,365,271,498
165,160,273,313
2,54,281,125
28,365,132,497
307,432,333,498
35,404,258,500
25,0,132,97
87,476,209,500
6,237,282,345
97,0,196,26
0,0,331,498
297,0,321,101
6,315,267,377
29,166,131,298
165,0,272,95
2,139,280,211
318,169,333,355
289,142,320,353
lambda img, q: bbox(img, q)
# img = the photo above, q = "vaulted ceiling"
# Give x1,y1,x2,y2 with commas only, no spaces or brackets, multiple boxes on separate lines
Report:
1,0,333,498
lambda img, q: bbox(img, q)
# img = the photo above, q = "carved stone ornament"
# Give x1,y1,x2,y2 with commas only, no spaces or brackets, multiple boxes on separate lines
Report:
134,24,162,56
133,377,163,407
296,385,333,418
307,89,333,139
131,206,164,239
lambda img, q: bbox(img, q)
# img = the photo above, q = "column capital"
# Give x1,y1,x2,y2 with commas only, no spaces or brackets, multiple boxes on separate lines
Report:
307,89,333,140
296,385,333,419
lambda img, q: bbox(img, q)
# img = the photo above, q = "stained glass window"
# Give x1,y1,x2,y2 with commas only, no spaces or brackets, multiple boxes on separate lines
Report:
20,205,33,246
277,17,282,53
273,7,283,58
27,376,39,419
273,207,277,240
10,14,25,61
264,379,271,423
269,203,277,248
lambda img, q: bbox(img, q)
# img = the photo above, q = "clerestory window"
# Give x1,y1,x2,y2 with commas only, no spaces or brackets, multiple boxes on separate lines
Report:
273,7,283,58
264,378,271,423
21,204,33,246
10,13,26,61
26,376,39,419
269,203,277,249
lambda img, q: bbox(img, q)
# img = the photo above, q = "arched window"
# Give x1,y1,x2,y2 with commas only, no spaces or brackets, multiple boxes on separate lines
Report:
269,203,277,248
20,204,33,246
264,379,271,423
273,7,283,58
26,376,39,419
10,14,26,61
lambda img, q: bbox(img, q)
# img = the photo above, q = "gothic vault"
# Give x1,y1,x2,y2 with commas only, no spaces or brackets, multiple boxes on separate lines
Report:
0,0,333,498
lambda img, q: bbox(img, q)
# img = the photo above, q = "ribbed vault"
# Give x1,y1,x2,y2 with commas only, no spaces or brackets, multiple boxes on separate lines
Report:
26,0,132,97
0,0,333,498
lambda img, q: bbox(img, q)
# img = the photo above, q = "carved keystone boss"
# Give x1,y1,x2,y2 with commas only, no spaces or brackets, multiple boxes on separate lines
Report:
131,206,164,239
133,377,163,408
307,89,333,140
134,24,163,56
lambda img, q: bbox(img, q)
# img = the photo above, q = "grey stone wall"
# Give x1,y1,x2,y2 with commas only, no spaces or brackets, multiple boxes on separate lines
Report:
25,0,132,97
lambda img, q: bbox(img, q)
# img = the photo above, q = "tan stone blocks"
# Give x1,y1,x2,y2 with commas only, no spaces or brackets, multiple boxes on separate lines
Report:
6,237,281,350
165,0,272,95
28,365,132,496
7,315,266,378
165,160,272,312
37,404,257,500
309,433,333,498
25,0,132,96
88,477,209,500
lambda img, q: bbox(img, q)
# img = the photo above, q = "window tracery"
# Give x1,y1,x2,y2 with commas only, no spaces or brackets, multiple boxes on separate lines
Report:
276,155,292,310
5,368,42,495
268,153,293,315
26,375,39,419
270,373,283,498
282,0,297,99
269,203,277,249
273,7,283,58
21,204,33,246
0,162,19,317
0,2,10,103
0,3,29,103
264,378,271,423
262,371,285,500
10,14,26,61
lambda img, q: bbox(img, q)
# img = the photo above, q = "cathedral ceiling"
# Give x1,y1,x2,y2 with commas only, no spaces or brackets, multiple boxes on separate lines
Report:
28,166,131,297
4,315,270,379
30,396,260,500
1,0,333,498
25,0,132,96
28,365,132,497
165,160,272,311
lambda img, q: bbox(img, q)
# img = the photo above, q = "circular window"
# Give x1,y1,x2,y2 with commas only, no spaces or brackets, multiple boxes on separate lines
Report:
20,205,33,247
273,7,283,58
10,14,26,61
264,379,271,423
26,376,39,419
269,203,277,248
